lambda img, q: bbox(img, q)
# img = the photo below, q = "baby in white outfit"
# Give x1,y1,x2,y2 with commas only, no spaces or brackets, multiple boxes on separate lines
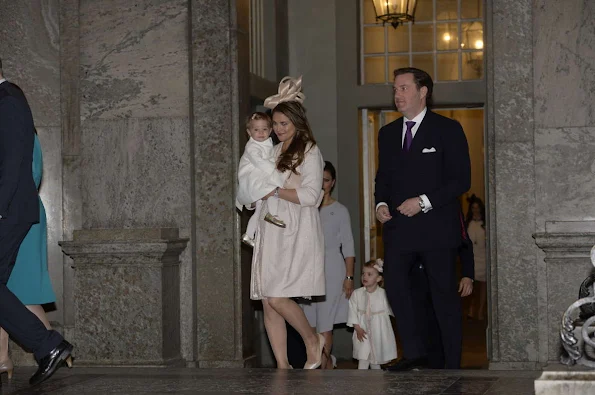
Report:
236,112,287,246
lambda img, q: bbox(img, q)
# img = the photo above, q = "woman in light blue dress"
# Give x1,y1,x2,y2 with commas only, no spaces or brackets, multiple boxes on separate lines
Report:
302,161,356,369
0,131,56,379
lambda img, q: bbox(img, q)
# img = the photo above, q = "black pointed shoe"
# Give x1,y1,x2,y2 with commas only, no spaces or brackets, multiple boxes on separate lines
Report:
383,357,428,372
29,340,74,386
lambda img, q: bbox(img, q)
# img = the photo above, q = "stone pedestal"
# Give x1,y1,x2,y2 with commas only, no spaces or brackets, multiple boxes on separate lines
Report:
60,228,188,366
534,222,595,364
535,372,595,394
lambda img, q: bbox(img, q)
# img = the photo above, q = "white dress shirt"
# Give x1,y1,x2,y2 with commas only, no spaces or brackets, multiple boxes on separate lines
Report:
376,107,433,214
0,78,6,85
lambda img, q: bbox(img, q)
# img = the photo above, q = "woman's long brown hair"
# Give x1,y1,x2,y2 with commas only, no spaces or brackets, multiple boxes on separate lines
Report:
272,101,316,174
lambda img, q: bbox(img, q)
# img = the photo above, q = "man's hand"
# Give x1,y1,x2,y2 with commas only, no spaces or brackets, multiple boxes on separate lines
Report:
354,325,367,342
459,277,473,297
397,197,422,217
376,205,392,223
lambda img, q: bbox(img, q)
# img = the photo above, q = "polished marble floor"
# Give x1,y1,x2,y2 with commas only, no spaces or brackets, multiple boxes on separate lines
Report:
0,367,539,394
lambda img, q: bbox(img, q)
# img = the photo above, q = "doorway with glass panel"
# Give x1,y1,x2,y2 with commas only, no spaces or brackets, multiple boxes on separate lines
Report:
360,107,488,368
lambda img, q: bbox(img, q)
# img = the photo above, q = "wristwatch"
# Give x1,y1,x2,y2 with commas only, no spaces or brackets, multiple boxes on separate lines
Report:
274,187,280,198
345,276,354,281
418,196,425,210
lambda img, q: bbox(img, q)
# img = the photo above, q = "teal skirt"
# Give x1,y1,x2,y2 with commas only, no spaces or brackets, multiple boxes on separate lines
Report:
7,198,56,305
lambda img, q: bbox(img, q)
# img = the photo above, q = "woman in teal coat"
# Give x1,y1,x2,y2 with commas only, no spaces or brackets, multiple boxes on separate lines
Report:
0,131,56,379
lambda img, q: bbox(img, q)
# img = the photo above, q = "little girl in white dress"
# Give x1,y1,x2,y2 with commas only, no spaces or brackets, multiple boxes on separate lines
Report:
347,259,397,369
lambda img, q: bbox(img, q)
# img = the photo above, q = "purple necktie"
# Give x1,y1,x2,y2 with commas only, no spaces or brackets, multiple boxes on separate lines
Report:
404,121,416,151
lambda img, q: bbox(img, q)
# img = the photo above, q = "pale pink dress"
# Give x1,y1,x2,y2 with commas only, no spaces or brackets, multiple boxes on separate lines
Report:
250,143,325,300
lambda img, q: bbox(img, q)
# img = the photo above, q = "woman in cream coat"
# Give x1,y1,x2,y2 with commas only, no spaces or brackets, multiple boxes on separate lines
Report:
250,79,326,369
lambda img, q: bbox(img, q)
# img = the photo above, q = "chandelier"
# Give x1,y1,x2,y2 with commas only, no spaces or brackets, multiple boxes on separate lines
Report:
371,0,418,29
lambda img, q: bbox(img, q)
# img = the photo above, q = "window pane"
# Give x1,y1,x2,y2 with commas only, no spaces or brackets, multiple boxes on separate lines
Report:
388,55,410,77
436,23,459,51
412,54,434,80
364,26,385,54
461,22,483,50
436,0,457,20
412,23,434,52
364,56,386,84
437,53,458,81
462,51,483,79
385,111,402,124
387,26,409,52
363,0,377,24
415,0,433,22
461,0,482,19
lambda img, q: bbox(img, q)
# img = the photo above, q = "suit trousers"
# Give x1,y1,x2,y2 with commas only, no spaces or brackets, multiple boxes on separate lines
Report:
384,246,462,369
0,222,63,361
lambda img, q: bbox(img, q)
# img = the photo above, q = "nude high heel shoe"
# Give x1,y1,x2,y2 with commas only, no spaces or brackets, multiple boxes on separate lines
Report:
304,334,325,370
0,358,14,379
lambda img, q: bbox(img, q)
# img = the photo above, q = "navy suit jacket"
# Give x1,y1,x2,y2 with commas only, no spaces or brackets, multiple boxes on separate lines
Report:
0,81,39,224
375,110,471,252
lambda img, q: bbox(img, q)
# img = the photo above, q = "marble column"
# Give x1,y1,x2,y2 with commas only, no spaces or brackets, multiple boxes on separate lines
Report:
487,0,540,369
190,0,253,368
60,0,81,342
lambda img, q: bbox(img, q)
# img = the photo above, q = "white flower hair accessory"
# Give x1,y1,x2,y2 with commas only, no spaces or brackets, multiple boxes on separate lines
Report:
263,76,306,109
373,258,384,273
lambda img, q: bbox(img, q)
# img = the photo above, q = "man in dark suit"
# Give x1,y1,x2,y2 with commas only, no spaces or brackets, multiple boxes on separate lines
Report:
375,67,471,370
0,58,73,385
412,211,475,369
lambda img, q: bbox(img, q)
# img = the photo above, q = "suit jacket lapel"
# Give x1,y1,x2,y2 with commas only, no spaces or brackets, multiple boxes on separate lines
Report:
394,118,404,153
409,110,433,154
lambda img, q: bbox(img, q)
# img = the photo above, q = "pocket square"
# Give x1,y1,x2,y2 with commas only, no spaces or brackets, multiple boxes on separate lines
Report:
422,147,437,153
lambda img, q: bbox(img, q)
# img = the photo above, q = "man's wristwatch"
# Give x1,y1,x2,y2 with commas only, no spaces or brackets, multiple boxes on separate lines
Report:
345,276,354,281
274,187,280,198
418,196,425,210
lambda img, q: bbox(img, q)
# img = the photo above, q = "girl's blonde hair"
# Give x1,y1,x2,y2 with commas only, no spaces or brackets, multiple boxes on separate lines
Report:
245,112,272,129
363,258,385,287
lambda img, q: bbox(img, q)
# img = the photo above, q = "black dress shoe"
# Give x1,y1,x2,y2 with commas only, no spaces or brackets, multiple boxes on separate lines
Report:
29,340,74,386
383,357,428,371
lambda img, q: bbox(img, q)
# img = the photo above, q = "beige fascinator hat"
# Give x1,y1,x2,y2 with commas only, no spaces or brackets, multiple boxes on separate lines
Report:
263,76,306,109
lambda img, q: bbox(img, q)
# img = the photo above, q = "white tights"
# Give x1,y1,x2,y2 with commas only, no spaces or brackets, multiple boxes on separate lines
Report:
358,360,381,370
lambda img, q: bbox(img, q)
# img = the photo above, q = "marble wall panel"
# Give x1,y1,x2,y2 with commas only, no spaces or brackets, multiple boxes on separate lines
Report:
494,142,539,362
535,127,595,232
80,0,188,119
0,0,60,127
492,0,533,143
534,0,595,128
81,117,191,229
